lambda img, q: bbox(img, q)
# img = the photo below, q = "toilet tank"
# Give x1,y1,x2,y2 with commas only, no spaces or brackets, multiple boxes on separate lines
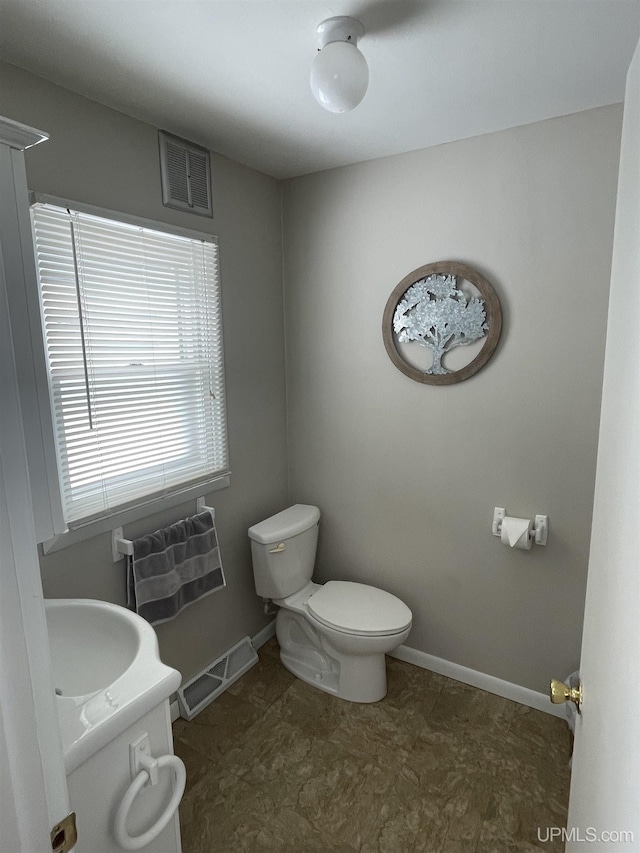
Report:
248,505,320,599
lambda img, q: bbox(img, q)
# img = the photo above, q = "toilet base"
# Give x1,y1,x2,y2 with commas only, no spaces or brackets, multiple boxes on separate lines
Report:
276,608,398,703
279,648,341,698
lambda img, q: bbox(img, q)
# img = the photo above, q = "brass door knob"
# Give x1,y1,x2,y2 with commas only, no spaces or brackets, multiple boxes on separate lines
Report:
550,677,582,714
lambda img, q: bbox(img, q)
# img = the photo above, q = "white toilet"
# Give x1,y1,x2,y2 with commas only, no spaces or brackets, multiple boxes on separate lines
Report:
248,504,412,703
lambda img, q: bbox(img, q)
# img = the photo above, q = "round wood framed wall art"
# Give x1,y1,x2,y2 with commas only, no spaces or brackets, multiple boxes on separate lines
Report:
382,261,502,385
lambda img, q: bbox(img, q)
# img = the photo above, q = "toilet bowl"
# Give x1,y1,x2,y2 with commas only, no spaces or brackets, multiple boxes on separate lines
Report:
248,505,412,703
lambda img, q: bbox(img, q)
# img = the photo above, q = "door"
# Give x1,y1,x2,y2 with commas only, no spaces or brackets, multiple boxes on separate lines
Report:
565,41,640,851
0,119,70,852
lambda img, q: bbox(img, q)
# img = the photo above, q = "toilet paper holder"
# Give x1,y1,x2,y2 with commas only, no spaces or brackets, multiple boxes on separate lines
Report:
492,507,548,546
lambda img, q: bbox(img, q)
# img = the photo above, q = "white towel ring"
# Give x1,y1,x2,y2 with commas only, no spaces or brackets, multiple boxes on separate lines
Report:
114,754,186,851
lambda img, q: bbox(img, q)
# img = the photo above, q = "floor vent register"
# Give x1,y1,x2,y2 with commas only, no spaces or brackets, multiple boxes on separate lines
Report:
177,636,258,720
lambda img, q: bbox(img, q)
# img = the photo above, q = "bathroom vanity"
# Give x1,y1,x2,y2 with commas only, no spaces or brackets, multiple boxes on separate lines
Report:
45,599,184,853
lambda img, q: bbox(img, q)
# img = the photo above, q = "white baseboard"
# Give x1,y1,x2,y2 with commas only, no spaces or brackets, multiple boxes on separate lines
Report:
171,627,563,721
252,618,277,650
389,644,566,719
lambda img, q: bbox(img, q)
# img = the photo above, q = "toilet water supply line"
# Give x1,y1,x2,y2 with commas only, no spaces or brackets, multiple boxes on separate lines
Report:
262,597,277,616
114,749,186,850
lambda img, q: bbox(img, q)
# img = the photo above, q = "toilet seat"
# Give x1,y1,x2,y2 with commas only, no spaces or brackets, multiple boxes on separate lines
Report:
307,581,412,637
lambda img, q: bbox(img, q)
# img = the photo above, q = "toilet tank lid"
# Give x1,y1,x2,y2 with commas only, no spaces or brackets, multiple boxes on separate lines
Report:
248,504,320,544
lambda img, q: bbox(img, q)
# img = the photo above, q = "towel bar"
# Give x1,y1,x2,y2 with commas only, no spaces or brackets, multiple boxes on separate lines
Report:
111,498,216,562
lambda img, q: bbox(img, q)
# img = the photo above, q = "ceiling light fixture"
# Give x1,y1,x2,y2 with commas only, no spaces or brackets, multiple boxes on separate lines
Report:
310,16,368,114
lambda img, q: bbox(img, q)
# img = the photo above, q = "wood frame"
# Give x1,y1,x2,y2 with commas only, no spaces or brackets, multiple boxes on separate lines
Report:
0,117,70,850
382,261,502,385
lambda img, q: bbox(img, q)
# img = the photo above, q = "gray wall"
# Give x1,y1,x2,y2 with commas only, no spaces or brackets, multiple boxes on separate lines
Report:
0,60,623,696
282,105,621,693
0,62,286,682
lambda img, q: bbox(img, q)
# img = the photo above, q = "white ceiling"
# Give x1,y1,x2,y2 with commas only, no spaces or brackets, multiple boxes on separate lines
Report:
1,0,639,179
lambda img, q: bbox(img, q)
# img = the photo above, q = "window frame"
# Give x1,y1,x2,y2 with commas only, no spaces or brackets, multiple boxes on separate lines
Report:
29,193,230,554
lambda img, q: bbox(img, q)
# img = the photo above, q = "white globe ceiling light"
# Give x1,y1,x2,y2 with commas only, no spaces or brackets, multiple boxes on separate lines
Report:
310,16,368,114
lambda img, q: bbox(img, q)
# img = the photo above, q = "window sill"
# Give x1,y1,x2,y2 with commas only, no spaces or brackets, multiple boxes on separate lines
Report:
40,473,230,555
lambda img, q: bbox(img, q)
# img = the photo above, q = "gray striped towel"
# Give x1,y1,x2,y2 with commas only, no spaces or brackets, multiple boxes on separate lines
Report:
127,510,225,625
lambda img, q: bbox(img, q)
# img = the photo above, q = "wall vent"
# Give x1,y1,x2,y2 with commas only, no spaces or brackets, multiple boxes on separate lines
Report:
158,130,213,218
177,636,258,720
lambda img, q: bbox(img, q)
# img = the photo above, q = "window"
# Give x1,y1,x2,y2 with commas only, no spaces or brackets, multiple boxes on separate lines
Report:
30,201,228,526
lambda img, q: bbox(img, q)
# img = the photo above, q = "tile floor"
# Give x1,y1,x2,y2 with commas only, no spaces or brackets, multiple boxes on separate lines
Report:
173,638,571,852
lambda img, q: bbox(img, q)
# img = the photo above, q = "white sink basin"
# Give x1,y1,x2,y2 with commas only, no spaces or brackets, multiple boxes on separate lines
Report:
47,599,141,697
45,599,181,773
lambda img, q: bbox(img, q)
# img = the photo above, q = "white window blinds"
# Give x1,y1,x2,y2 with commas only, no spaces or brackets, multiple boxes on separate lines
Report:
31,202,228,525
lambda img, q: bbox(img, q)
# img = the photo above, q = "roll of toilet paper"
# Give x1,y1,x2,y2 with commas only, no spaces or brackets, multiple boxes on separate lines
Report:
501,516,533,550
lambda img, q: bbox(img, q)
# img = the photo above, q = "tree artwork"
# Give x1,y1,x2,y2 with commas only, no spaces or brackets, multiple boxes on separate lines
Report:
383,262,502,385
392,274,488,375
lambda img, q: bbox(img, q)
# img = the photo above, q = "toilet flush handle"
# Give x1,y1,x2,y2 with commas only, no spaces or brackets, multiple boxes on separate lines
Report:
268,542,286,553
